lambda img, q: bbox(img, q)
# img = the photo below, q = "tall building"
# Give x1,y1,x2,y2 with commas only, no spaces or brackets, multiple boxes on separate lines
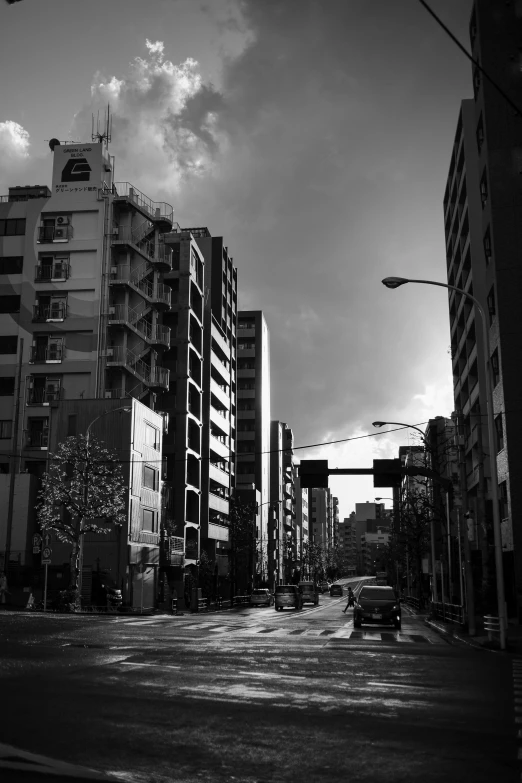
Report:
236,311,270,586
444,0,522,615
0,141,173,602
294,472,309,575
338,517,357,576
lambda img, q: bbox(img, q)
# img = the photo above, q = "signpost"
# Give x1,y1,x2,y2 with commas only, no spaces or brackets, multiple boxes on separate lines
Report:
42,535,52,612
32,534,42,555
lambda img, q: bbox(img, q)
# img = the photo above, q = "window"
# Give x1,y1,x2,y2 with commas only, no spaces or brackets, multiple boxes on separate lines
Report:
0,336,17,354
0,295,21,314
495,414,504,452
143,465,159,491
144,423,159,450
476,115,484,154
487,285,496,323
483,227,492,262
480,170,488,207
0,377,15,396
67,415,78,437
0,219,25,236
142,508,156,532
0,256,23,274
491,349,500,387
498,481,508,520
0,420,12,439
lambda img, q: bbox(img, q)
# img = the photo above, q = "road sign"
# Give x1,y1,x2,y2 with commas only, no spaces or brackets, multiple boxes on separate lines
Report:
43,533,52,547
42,547,52,564
32,534,42,547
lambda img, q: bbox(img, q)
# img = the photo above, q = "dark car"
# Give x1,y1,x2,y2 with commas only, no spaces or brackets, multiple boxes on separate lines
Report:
330,584,343,597
274,585,302,611
250,589,274,607
353,585,401,629
91,571,122,608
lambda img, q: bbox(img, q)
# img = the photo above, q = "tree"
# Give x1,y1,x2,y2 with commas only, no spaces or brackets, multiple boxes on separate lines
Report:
301,541,325,583
37,435,126,602
228,498,256,595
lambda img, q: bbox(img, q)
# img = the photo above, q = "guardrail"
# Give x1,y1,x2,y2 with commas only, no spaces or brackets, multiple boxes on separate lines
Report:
401,595,422,611
484,614,500,640
431,601,465,624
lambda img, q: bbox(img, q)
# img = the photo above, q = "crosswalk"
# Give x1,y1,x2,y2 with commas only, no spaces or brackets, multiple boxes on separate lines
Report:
106,616,437,643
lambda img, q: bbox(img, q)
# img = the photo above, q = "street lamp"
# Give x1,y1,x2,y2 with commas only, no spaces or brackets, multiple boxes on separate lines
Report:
382,275,506,649
77,406,132,605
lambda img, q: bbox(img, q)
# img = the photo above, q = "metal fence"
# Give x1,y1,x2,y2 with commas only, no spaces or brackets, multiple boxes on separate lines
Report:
431,601,465,624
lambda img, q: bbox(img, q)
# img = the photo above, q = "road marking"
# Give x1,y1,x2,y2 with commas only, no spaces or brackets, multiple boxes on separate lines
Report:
119,662,181,669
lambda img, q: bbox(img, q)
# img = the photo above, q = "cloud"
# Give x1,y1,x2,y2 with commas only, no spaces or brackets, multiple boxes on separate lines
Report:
71,41,227,196
0,120,33,194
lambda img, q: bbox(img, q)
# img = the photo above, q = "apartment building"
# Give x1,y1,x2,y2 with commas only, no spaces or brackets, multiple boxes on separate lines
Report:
443,0,522,615
338,517,357,576
236,310,270,585
0,142,174,593
294,472,309,577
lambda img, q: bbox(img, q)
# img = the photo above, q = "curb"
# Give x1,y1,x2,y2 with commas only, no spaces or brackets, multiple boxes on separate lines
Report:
424,617,503,653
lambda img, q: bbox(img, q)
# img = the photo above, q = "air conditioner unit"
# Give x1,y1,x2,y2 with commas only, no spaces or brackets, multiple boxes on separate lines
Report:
106,348,114,357
108,306,116,315
110,266,118,275
56,216,69,225
54,228,66,239
112,227,119,236
104,392,113,399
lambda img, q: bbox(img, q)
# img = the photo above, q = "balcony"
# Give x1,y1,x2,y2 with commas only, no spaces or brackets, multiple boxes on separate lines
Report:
168,536,184,566
37,225,73,243
35,262,70,281
113,182,174,230
210,406,229,434
109,265,171,308
27,385,61,405
32,303,67,322
30,345,64,363
210,434,230,460
210,379,230,409
107,304,171,347
209,492,230,515
24,431,49,449
209,462,230,487
106,346,170,389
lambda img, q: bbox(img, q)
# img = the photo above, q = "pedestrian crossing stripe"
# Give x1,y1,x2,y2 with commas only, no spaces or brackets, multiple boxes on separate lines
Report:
109,618,435,643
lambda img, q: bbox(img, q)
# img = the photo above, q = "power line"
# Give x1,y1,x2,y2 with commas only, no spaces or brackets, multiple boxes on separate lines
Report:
417,0,522,118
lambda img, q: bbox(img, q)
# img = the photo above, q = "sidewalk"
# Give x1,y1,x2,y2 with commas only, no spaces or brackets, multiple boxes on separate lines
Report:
404,604,522,653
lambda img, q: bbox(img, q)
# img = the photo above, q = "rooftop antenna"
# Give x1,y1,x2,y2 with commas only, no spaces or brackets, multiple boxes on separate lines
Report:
92,104,112,147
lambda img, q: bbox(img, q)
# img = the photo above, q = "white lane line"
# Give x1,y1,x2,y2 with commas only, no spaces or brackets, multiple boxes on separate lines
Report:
119,662,181,669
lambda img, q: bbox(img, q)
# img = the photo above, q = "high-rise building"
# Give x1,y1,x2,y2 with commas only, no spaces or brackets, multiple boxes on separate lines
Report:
0,141,174,603
269,421,297,586
444,0,522,615
236,311,270,585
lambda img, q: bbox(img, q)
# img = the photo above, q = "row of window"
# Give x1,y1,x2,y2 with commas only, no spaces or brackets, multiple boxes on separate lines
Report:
0,218,25,236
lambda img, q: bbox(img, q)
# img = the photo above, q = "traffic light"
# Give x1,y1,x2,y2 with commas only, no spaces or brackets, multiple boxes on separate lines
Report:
373,458,402,488
299,460,329,489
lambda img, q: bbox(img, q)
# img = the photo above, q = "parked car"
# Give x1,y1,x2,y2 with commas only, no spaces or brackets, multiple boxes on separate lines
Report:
353,585,401,629
319,581,329,593
250,589,274,607
91,571,122,608
298,581,319,605
274,584,302,611
330,583,343,597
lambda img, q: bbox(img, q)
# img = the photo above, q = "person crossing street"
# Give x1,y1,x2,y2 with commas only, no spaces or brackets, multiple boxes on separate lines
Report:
343,586,355,614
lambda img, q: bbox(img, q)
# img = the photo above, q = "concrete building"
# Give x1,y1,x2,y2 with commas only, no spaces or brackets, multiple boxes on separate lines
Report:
0,141,174,601
361,531,390,575
294,472,309,575
236,311,270,586
338,517,357,576
443,0,522,615
269,421,297,586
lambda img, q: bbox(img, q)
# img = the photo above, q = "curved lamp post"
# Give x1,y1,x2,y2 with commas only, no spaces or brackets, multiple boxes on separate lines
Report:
382,276,506,649
77,406,132,605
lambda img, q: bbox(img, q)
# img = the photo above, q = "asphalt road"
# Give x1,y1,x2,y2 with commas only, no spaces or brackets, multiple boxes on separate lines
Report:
0,590,519,783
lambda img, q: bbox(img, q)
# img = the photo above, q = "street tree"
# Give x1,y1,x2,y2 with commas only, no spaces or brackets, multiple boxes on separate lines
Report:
37,435,126,602
228,497,256,595
301,541,325,583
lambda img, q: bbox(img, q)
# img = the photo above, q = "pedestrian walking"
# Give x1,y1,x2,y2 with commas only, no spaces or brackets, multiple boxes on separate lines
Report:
0,572,9,605
343,586,355,613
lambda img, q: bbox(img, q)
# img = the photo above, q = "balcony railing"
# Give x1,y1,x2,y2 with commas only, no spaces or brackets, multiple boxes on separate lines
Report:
107,303,171,347
30,345,64,363
113,182,174,227
27,386,61,405
33,303,68,322
35,262,70,281
106,346,169,389
110,265,171,307
37,226,73,243
25,431,49,448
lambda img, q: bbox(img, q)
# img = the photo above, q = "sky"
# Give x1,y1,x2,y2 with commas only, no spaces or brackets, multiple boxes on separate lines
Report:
0,0,474,519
